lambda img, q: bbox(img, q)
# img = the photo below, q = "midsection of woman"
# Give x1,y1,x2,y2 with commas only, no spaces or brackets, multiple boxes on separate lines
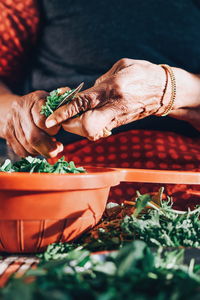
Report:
29,0,200,91
24,0,200,143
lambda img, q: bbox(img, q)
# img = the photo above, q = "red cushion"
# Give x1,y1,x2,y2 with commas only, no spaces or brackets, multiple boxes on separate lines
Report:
54,130,200,210
0,0,39,84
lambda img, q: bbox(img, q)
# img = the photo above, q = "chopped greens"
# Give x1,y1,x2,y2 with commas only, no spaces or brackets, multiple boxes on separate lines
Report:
1,189,200,299
37,189,200,257
41,88,75,117
73,188,200,251
2,241,200,300
0,156,86,174
122,199,200,248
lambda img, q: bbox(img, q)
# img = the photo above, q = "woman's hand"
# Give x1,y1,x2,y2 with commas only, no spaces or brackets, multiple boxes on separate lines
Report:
46,58,200,139
1,90,63,157
45,59,170,140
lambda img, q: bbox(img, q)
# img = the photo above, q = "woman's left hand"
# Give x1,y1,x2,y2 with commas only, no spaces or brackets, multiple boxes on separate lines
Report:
45,59,174,140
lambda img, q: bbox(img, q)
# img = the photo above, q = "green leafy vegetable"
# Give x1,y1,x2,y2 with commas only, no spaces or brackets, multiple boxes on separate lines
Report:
133,193,151,217
1,189,200,299
41,88,75,117
122,198,200,248
72,189,200,251
2,241,200,300
0,156,86,174
36,189,200,258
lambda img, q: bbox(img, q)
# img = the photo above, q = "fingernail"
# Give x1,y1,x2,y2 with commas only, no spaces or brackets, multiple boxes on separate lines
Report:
46,119,57,128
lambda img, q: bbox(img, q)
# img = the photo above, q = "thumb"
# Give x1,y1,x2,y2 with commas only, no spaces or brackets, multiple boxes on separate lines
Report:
45,85,104,128
62,105,116,141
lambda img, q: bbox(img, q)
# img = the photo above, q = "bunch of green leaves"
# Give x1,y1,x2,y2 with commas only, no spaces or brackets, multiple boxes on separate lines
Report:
121,197,200,248
41,88,75,117
2,241,200,300
38,242,81,261
0,156,86,174
38,189,200,255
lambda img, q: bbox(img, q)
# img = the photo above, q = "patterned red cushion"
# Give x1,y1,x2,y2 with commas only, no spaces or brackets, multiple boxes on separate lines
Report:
53,130,200,210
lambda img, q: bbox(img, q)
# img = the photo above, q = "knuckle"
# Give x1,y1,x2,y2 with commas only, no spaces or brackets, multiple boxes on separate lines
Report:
76,95,91,111
54,109,68,122
30,90,48,102
118,58,132,67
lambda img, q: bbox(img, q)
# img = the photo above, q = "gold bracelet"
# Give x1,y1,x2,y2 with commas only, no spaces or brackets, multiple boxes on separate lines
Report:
159,64,176,116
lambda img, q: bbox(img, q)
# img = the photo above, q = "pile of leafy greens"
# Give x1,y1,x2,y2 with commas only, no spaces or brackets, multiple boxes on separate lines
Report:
0,156,86,174
122,197,200,248
0,184,200,299
2,241,200,300
41,88,75,117
65,188,200,252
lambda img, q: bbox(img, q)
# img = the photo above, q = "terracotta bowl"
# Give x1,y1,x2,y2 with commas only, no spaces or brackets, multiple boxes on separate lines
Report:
0,165,199,253
0,167,121,253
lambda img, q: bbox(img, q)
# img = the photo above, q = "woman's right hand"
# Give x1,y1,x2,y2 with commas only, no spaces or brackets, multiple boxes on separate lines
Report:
1,90,63,157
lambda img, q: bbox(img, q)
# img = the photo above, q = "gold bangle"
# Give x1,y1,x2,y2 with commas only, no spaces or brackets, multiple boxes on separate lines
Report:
159,64,176,116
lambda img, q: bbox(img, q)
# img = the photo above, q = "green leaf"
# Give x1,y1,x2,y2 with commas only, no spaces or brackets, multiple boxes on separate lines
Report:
41,88,75,117
0,156,86,174
133,194,151,217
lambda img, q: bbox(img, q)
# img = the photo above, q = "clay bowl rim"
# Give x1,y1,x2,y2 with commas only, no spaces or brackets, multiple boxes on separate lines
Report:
0,166,122,191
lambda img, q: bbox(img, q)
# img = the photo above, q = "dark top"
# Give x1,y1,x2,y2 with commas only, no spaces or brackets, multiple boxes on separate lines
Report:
24,0,200,143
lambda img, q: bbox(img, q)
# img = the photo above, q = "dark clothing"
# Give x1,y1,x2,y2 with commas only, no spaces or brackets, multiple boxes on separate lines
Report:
25,0,200,143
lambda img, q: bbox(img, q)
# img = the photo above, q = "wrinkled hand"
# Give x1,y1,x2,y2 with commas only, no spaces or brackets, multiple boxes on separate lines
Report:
45,59,169,140
2,90,63,157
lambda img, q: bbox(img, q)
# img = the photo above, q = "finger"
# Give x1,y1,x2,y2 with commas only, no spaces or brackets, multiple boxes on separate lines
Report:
21,116,63,158
62,105,116,141
45,86,103,128
31,99,61,135
62,116,86,137
31,130,63,158
41,86,70,133
6,127,31,157
14,115,39,155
